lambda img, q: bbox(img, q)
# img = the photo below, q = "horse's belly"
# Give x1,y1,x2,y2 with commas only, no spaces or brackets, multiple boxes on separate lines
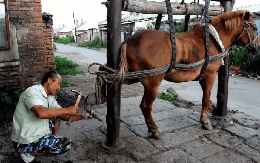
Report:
163,69,200,83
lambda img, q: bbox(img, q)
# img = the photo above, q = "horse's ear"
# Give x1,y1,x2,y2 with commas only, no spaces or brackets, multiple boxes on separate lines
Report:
244,11,251,20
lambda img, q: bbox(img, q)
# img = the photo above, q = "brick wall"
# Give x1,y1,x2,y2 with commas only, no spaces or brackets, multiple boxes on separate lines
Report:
0,0,56,91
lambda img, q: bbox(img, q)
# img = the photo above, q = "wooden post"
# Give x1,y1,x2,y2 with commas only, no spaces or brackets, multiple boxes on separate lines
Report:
214,0,232,117
155,14,162,30
105,0,122,147
184,15,190,32
210,0,234,128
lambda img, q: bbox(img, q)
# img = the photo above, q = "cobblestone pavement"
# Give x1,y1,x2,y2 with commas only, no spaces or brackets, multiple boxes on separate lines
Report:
1,95,259,163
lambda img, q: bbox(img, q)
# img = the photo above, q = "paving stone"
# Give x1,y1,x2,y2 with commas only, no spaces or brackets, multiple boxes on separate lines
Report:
187,110,201,122
149,125,219,149
208,131,243,148
125,137,159,160
202,149,254,163
80,119,105,131
232,113,260,129
130,124,151,138
123,111,199,136
157,115,198,132
122,115,146,126
235,143,260,162
0,134,16,153
149,149,201,163
245,135,260,152
152,109,189,121
119,124,137,138
0,154,4,162
99,154,138,163
121,97,178,119
225,124,259,139
150,98,177,112
82,129,106,143
99,124,137,139
71,141,107,162
59,119,105,141
180,139,224,160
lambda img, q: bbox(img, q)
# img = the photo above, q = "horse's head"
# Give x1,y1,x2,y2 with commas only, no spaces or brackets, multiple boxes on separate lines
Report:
237,11,260,54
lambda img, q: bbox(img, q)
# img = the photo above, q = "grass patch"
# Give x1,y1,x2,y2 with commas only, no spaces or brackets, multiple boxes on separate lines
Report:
55,56,85,75
227,108,239,114
77,38,107,49
158,91,179,107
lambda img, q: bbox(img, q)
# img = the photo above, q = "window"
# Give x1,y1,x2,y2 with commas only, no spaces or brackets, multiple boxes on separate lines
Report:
0,0,10,49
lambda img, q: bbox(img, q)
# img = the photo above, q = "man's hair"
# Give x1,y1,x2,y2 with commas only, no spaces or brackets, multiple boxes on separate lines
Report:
41,71,59,85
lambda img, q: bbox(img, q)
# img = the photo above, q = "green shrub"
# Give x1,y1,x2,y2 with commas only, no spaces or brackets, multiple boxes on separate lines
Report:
230,45,260,72
77,38,107,49
54,35,75,44
55,56,84,75
229,45,248,67
0,90,21,125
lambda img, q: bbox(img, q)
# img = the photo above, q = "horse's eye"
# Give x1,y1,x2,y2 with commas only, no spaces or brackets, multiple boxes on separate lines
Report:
245,24,251,29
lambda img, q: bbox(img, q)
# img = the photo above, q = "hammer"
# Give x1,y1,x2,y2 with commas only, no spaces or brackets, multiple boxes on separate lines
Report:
66,90,82,126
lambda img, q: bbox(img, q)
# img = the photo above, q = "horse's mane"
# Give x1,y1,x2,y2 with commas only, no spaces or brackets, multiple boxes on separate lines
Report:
210,10,250,32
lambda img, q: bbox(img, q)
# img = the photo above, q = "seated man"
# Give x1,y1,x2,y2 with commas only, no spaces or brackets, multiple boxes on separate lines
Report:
11,71,84,163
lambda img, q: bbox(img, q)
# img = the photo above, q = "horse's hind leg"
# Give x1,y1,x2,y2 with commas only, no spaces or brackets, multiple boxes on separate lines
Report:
140,75,164,139
199,73,217,130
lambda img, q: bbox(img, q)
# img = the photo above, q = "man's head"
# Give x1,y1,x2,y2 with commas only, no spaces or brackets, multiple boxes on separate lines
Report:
41,71,62,95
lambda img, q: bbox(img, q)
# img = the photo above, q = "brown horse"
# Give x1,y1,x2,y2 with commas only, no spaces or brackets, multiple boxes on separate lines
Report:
101,10,260,139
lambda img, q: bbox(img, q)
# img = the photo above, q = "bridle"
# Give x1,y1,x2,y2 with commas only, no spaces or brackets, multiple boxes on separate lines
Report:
236,21,260,49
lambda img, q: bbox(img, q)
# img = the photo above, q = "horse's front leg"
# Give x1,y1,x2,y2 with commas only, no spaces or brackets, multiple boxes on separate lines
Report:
140,76,164,139
199,73,217,130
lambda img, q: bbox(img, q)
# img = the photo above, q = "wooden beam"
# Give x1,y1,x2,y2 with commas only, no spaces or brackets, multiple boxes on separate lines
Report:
122,0,224,16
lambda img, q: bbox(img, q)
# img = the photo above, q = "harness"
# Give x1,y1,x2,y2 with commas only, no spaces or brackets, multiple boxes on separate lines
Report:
236,21,260,49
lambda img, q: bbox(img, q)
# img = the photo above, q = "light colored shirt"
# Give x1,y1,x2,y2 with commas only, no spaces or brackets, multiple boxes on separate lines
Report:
11,84,61,144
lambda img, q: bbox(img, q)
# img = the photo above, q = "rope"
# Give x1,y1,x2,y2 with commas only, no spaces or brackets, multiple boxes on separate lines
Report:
197,0,210,80
88,48,231,82
165,0,177,72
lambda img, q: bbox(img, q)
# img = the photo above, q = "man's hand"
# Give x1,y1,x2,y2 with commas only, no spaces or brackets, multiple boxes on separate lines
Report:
68,106,79,116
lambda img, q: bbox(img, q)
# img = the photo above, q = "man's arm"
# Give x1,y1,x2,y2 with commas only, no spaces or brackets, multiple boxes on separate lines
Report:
32,105,79,119
58,114,83,121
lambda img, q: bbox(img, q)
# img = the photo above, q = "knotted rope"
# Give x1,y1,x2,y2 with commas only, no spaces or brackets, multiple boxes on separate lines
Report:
88,48,231,83
197,0,210,80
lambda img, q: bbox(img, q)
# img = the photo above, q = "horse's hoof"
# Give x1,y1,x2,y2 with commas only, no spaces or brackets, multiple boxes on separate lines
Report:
202,122,212,130
151,128,163,140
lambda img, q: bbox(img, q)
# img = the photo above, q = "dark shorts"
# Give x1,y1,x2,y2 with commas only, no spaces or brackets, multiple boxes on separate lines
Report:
12,118,72,156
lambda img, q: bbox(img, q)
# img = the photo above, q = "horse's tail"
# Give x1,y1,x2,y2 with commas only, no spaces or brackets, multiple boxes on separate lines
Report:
118,42,128,81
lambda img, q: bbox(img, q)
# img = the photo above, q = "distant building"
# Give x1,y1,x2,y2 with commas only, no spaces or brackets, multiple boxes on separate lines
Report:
98,13,159,41
56,25,74,36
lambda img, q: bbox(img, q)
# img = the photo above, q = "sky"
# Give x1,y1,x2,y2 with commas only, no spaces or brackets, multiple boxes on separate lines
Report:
41,0,260,29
